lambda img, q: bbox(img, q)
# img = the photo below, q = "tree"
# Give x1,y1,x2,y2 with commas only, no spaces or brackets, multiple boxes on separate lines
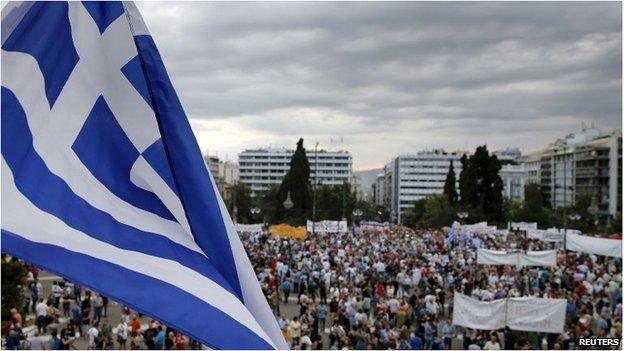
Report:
402,198,426,228
420,194,455,229
458,146,504,221
316,182,357,223
2,259,27,320
607,213,622,234
258,184,281,224
459,154,478,206
226,182,253,224
509,183,552,227
443,160,458,206
275,138,312,225
555,190,597,233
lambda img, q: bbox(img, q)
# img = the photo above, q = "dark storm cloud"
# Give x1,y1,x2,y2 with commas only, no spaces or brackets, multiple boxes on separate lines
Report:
137,2,621,169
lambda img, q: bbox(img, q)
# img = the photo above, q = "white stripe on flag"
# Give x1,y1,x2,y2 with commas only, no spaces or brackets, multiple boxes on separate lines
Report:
1,158,276,349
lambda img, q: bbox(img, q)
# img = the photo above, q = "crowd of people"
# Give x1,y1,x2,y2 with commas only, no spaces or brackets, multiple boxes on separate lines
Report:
242,224,622,350
2,263,196,350
2,223,622,350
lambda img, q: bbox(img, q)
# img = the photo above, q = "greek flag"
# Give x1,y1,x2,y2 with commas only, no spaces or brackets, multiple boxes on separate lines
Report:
1,2,286,349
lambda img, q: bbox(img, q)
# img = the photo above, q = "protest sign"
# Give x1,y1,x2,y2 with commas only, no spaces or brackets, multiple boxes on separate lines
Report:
506,297,566,333
452,294,507,330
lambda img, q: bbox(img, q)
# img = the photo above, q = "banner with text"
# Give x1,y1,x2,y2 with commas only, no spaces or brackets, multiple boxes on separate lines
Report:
306,220,348,233
566,232,622,258
453,294,566,333
526,229,564,242
477,249,557,267
234,223,264,234
510,222,538,231
506,297,566,333
452,294,507,330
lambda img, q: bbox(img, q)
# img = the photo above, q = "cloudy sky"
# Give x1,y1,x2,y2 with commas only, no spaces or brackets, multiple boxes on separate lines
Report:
137,2,621,170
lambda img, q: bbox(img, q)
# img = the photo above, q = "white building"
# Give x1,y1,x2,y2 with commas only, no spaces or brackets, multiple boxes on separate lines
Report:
386,149,467,222
500,164,527,201
519,128,622,224
238,147,353,196
204,153,239,202
372,173,386,206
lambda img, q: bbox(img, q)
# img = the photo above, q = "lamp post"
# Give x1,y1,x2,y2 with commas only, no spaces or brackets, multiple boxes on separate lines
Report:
457,211,469,224
283,191,294,210
250,207,261,223
352,209,363,224
312,142,319,235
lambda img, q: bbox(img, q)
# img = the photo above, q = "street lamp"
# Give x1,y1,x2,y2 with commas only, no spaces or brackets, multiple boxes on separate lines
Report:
568,213,581,221
283,191,294,209
457,211,469,222
353,209,364,217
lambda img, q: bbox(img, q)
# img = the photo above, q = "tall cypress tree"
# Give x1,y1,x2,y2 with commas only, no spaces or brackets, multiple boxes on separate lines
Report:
276,138,312,224
458,154,478,206
462,145,504,220
443,160,458,205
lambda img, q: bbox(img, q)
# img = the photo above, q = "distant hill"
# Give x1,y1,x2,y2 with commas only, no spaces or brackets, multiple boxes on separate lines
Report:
353,168,383,198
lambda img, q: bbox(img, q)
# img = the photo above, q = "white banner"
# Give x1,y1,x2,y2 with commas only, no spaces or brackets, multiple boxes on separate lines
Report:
506,297,566,333
566,232,622,258
453,294,566,333
526,229,564,242
452,294,507,330
306,220,348,233
477,249,518,266
510,222,537,231
477,249,557,267
234,223,264,233
521,250,557,267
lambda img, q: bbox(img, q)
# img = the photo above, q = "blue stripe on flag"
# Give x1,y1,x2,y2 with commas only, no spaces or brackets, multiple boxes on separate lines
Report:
1,86,237,297
72,95,176,221
1,2,79,108
1,231,273,350
142,139,180,197
133,34,243,300
81,1,124,34
121,55,154,109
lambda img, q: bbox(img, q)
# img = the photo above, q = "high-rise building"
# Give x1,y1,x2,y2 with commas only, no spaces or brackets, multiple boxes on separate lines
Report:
385,149,467,223
204,152,239,202
238,147,353,196
520,128,622,224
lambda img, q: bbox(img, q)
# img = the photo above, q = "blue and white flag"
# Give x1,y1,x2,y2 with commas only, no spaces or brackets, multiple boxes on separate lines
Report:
1,2,287,349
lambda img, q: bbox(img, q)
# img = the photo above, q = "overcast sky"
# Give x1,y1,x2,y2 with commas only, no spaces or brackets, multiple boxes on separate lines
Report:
137,2,622,170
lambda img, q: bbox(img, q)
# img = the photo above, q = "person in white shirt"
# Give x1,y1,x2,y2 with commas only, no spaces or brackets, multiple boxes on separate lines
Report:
116,319,128,349
88,322,99,350
35,299,48,333
483,334,501,350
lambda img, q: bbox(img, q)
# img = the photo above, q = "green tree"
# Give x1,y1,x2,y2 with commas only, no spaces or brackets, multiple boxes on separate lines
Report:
443,160,458,206
458,146,504,221
607,213,622,234
275,138,312,225
459,154,478,206
509,183,552,227
227,182,253,224
258,184,281,224
402,198,426,228
2,259,28,320
556,190,597,233
421,194,455,229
